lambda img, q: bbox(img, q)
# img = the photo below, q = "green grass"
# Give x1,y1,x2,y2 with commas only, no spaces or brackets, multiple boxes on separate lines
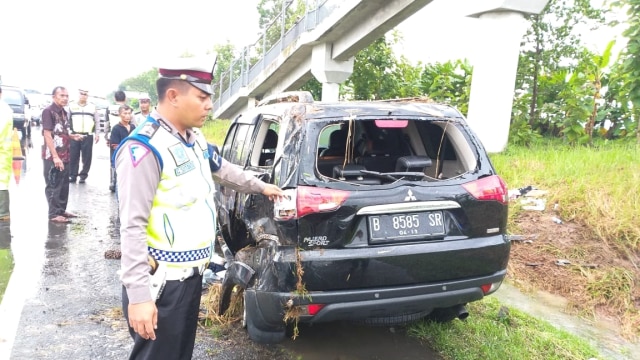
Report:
409,297,601,360
201,119,231,146
490,139,640,253
0,248,14,303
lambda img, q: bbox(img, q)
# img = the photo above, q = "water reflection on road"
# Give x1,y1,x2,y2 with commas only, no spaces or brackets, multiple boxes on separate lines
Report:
495,283,640,359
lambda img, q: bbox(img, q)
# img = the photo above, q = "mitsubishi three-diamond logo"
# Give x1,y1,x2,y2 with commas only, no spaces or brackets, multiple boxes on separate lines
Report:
404,189,417,201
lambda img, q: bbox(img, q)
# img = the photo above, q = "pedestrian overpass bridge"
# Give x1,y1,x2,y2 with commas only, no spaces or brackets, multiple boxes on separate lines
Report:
213,0,549,152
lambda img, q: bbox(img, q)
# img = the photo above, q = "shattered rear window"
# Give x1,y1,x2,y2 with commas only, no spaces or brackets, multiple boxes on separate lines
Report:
316,119,476,184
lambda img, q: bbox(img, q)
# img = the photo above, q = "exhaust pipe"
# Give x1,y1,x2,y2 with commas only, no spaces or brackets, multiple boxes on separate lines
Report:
454,304,469,320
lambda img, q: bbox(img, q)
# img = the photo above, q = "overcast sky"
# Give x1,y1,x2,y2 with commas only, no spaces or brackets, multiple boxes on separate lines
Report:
0,0,624,97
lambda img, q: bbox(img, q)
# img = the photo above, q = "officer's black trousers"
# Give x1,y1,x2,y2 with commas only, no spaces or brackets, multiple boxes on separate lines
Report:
69,135,93,180
43,159,69,219
123,274,203,360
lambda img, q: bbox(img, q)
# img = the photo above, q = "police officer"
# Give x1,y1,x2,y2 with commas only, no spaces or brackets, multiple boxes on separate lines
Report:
0,86,13,221
68,88,99,183
114,57,285,360
133,93,152,126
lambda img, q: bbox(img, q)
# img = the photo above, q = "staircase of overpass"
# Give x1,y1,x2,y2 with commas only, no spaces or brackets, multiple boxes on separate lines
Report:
212,0,549,153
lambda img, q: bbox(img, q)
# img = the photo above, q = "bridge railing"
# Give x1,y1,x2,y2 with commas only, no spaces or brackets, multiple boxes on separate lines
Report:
213,0,342,112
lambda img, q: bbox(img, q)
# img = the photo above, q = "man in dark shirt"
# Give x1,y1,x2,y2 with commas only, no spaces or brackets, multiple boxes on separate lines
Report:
41,86,84,223
109,104,135,192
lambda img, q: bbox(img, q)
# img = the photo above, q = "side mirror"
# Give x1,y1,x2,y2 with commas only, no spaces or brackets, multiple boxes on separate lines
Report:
24,97,30,105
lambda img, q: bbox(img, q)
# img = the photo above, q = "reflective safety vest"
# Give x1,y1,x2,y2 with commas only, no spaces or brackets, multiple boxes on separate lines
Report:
69,102,97,135
68,101,97,134
0,102,13,190
120,118,216,269
133,111,150,127
107,104,121,131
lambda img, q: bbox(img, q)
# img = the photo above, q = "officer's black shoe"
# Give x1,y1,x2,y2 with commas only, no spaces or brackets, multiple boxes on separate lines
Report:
79,178,86,183
69,177,77,183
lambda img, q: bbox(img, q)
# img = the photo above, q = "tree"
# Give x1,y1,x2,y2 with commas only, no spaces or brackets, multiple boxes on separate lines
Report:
118,68,159,104
419,60,472,115
516,0,608,131
345,35,399,100
257,0,306,54
614,0,640,142
582,40,615,142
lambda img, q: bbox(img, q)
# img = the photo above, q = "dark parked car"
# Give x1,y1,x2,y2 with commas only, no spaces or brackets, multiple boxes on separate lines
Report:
1,85,31,152
215,91,510,344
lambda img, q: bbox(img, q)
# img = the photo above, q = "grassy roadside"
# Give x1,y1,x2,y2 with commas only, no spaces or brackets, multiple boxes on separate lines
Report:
200,120,618,359
492,140,640,335
0,248,14,303
491,139,640,255
409,297,600,360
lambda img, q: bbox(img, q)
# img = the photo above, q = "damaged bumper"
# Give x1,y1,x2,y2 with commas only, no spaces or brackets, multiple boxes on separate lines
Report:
252,269,507,326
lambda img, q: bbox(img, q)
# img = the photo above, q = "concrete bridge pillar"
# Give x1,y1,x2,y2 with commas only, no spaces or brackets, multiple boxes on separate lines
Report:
465,0,550,153
311,43,354,102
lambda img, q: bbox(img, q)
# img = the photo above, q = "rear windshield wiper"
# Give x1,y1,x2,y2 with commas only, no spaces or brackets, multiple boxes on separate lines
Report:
360,170,426,181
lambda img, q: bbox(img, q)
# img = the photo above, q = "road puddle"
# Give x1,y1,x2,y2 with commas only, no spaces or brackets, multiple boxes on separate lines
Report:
281,321,442,359
494,283,640,360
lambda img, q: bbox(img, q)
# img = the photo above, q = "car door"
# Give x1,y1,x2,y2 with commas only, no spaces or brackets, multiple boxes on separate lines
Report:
217,120,254,251
235,119,281,244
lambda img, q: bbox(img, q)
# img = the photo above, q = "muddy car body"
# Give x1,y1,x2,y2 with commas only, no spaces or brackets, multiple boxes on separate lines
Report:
215,91,510,343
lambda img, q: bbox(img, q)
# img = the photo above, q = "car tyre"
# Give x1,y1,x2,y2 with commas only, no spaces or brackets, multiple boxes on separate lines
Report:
244,290,285,344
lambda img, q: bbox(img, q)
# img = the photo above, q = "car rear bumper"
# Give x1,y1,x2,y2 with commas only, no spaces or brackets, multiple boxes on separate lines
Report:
252,269,506,326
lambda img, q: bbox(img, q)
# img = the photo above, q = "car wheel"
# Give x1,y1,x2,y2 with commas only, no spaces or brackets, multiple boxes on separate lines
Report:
244,290,285,344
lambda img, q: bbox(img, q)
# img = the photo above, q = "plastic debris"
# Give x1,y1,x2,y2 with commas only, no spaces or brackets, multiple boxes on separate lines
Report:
521,198,546,211
508,234,538,243
555,259,571,266
551,216,563,224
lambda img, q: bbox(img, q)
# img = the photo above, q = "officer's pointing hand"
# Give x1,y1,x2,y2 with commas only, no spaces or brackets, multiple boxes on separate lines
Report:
262,184,286,202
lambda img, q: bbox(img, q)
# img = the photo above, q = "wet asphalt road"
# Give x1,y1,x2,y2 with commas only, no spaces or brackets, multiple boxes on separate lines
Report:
1,128,441,360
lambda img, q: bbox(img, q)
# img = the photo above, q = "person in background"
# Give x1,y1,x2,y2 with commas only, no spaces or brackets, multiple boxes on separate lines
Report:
109,104,135,192
0,87,14,221
133,93,152,126
106,90,128,191
115,57,285,359
68,88,99,183
42,87,83,223
105,90,127,137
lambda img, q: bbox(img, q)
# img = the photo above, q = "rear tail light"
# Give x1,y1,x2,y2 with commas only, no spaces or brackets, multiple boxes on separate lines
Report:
462,175,508,204
274,186,350,220
307,304,325,316
481,280,503,295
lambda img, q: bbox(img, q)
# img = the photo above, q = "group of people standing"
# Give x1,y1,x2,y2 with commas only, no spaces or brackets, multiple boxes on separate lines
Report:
41,88,151,223
6,57,286,359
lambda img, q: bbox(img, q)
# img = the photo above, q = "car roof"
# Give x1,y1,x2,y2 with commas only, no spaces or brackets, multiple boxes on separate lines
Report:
233,99,463,125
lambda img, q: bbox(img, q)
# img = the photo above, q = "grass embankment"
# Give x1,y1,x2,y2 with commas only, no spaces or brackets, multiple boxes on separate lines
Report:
492,140,639,338
493,140,640,254
200,120,613,359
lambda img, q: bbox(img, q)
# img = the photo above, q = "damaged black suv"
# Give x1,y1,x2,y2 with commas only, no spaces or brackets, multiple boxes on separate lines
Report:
215,91,510,343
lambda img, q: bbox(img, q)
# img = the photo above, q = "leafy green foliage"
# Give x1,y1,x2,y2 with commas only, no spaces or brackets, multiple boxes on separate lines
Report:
614,0,640,142
118,68,159,104
419,60,472,115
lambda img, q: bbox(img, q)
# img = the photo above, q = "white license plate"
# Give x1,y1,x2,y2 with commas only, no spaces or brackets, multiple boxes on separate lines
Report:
368,212,445,242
